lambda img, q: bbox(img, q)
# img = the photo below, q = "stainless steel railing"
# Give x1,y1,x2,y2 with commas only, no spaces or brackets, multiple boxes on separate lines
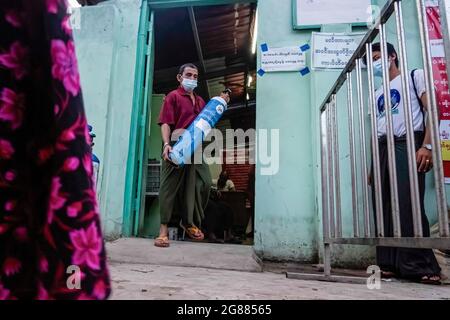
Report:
319,0,450,278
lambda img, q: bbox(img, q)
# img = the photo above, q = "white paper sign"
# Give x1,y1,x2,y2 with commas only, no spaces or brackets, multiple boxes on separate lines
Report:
294,0,371,28
312,32,365,70
261,47,306,72
425,0,438,7
440,120,450,140
430,39,445,58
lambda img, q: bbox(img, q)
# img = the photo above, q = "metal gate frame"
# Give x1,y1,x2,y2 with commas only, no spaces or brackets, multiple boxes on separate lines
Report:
288,0,450,283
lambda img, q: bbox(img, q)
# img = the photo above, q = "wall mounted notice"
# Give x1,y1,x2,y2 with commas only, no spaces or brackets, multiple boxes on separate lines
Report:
293,0,371,29
425,1,450,183
312,32,365,70
260,46,306,72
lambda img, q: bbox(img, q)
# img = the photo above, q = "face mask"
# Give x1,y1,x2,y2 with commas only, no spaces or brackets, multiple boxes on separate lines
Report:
181,78,198,92
373,58,392,78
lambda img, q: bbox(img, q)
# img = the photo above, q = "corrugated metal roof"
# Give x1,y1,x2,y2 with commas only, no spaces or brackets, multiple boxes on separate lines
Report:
153,3,256,105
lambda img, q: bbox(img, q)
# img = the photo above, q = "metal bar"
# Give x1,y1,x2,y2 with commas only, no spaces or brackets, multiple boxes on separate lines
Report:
366,43,385,237
245,68,249,108
380,23,402,237
321,111,331,239
319,0,398,112
439,0,450,79
395,1,423,237
356,58,372,237
188,6,210,99
347,72,360,238
324,237,450,250
416,0,450,237
327,105,336,238
332,95,343,238
323,243,331,277
287,272,366,284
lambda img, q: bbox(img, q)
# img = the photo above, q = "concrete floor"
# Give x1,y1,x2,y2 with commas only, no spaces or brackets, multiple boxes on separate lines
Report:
106,238,450,300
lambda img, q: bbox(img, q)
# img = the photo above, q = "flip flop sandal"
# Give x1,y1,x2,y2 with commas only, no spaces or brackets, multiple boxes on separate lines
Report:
180,222,204,241
420,275,442,285
154,236,170,248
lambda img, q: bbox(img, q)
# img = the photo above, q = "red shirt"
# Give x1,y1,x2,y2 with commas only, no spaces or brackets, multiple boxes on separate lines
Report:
158,87,206,130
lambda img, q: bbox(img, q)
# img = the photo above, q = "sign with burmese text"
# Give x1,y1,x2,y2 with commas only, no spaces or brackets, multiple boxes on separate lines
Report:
312,32,365,70
260,46,306,72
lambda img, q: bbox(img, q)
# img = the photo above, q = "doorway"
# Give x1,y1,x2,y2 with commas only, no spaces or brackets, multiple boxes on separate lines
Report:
125,0,257,246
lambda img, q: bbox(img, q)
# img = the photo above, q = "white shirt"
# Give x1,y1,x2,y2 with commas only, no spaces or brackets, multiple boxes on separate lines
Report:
374,69,426,137
220,180,236,192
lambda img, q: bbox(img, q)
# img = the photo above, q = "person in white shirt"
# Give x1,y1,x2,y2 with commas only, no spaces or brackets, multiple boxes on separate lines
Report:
364,42,441,284
216,170,236,192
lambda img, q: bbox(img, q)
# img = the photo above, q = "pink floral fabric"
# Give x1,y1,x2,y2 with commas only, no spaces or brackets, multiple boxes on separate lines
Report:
0,0,110,299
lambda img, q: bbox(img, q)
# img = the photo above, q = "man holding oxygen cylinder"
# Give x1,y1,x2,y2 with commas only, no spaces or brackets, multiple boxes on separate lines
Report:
156,63,230,248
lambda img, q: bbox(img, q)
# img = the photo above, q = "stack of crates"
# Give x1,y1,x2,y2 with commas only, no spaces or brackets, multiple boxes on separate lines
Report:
146,160,161,196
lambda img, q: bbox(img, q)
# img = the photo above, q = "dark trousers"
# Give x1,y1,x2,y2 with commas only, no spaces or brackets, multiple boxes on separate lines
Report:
159,160,211,226
372,132,441,278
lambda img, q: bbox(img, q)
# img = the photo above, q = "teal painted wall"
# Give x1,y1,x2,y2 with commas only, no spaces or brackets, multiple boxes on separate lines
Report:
254,0,318,262
73,0,142,239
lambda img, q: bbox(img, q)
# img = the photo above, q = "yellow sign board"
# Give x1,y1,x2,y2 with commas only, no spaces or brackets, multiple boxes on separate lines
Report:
441,140,450,161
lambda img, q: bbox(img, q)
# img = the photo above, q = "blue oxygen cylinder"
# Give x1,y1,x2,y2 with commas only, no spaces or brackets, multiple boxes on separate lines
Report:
169,96,228,167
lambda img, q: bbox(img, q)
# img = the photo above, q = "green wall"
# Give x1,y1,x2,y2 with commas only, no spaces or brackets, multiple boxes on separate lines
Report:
254,0,318,262
73,0,142,239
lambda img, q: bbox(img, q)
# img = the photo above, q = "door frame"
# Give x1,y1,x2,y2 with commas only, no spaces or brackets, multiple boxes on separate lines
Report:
123,0,258,237
123,0,153,237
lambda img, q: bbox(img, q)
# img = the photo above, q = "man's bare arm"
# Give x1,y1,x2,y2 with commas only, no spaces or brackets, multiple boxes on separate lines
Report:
416,94,433,172
161,124,172,161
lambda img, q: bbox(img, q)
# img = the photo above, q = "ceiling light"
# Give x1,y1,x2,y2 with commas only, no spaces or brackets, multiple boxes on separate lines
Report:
251,8,258,55
247,75,253,87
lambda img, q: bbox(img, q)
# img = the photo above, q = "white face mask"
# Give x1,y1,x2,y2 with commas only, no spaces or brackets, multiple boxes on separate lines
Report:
181,78,198,92
373,58,392,78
